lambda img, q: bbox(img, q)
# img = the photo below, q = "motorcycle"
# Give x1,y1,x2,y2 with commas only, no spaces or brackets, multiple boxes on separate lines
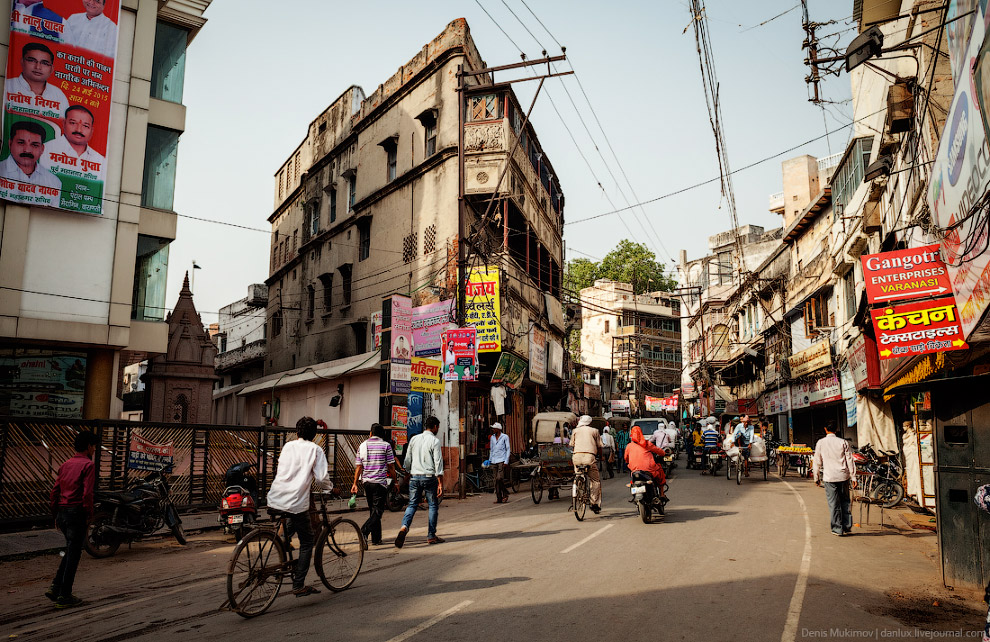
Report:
706,447,724,477
629,470,668,524
853,443,904,508
386,467,410,512
219,462,258,541
84,466,186,558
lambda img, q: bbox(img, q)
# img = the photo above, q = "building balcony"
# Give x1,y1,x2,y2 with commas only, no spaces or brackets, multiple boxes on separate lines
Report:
769,191,784,214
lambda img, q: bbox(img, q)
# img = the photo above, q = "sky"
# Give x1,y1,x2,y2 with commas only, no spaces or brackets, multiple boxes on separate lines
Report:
167,0,857,323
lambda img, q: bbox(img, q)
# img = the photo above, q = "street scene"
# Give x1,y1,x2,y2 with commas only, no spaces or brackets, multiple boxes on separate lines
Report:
2,0,990,640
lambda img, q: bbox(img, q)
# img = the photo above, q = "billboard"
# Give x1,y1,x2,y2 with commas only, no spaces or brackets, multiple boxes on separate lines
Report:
788,340,832,379
870,296,969,360
491,352,527,388
1,0,121,214
465,266,501,352
528,326,547,385
410,357,443,394
0,349,86,418
860,245,952,305
389,295,412,393
412,299,455,357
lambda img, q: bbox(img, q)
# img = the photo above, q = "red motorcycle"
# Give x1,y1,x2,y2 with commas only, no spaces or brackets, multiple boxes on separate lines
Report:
219,462,257,541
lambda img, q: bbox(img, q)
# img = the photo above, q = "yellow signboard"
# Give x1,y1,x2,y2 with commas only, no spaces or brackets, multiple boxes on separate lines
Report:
465,266,501,352
410,357,444,394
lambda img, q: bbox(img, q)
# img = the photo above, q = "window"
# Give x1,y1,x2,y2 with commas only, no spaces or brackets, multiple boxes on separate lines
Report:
358,219,371,261
469,94,500,121
150,21,188,102
131,235,169,321
604,319,610,333
308,201,320,237
307,284,315,320
340,265,353,306
844,269,857,321
348,175,356,210
319,273,333,314
804,291,830,337
831,136,874,215
328,186,337,223
425,117,437,157
141,126,180,209
383,138,397,182
272,309,283,337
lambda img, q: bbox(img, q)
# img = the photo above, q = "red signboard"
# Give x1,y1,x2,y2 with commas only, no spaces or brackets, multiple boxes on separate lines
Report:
861,244,952,305
870,296,969,360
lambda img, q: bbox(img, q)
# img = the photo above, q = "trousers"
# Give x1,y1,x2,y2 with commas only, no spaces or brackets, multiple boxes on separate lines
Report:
53,506,87,598
824,480,852,535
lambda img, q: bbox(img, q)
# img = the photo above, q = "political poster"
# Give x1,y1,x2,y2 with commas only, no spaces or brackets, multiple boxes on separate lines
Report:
391,405,408,429
870,296,969,360
371,311,382,349
389,295,412,393
441,327,477,381
465,266,501,352
412,299,455,357
1,0,121,214
644,396,662,412
491,352,527,388
410,357,443,394
528,326,547,385
127,434,174,472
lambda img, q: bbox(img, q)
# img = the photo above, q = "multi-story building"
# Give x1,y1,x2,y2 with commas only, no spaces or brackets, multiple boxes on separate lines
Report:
212,284,268,422
0,0,212,420
580,280,681,413
228,19,567,485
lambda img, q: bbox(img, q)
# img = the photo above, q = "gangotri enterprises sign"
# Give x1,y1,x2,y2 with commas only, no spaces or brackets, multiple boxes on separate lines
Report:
861,245,952,305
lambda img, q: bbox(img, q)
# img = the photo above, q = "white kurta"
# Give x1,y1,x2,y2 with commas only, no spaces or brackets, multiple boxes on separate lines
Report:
64,12,116,57
46,135,106,178
0,155,63,190
4,75,69,122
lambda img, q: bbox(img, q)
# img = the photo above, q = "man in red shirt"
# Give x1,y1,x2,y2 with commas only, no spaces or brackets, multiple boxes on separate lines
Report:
47,430,99,608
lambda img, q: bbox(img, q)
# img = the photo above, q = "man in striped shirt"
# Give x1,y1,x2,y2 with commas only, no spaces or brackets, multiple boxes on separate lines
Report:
351,423,396,546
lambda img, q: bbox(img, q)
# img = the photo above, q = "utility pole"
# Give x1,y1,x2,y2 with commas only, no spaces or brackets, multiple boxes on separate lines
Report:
455,53,571,499
802,0,822,104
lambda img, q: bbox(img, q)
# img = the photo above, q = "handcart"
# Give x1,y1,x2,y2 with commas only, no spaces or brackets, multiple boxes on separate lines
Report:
529,412,578,504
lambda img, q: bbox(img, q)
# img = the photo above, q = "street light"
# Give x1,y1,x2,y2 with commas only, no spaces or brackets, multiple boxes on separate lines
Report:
864,156,894,182
845,26,884,72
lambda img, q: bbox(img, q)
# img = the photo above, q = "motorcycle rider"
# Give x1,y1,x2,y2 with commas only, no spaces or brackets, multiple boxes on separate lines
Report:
624,425,668,504
266,416,333,598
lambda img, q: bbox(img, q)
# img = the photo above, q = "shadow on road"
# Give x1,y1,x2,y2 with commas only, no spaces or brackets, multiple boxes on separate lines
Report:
438,529,576,543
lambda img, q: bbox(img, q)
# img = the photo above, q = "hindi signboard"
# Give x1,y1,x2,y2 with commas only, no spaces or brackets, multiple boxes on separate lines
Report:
389,295,412,393
441,327,477,381
790,373,842,410
410,357,443,394
609,399,630,413
2,0,121,214
127,434,174,472
870,296,969,360
465,266,501,352
491,352,527,388
645,396,662,412
788,340,832,379
412,299,455,357
548,339,563,378
762,387,790,415
528,326,547,385
861,245,952,305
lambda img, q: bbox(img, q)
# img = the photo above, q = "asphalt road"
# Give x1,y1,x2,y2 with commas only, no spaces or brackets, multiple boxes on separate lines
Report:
2,459,985,642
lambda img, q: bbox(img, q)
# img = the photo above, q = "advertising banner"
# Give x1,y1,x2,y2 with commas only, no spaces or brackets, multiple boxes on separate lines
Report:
788,340,832,379
389,295,412,393
548,339,563,378
790,374,842,410
0,350,86,418
391,405,408,429
841,368,857,427
127,434,174,472
442,327,477,381
609,399,630,413
491,352,527,388
930,3,990,340
406,391,422,439
410,357,443,394
645,396,662,412
465,266,501,352
761,387,790,415
861,245,952,305
870,296,969,360
528,326,547,385
1,0,121,214
412,299,455,357
371,311,382,350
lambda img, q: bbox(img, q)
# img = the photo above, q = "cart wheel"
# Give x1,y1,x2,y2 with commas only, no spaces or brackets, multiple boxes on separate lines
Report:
778,456,788,478
726,459,731,480
509,469,519,494
736,463,742,485
531,475,543,504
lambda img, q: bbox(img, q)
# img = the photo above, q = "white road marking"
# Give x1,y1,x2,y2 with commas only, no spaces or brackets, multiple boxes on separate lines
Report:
560,523,613,554
780,479,813,642
384,599,473,642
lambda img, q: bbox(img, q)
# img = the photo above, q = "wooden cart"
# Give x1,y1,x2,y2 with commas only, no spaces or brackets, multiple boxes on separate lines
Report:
529,411,578,504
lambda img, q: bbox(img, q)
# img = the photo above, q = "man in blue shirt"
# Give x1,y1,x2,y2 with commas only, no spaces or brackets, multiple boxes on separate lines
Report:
733,415,756,476
489,422,510,504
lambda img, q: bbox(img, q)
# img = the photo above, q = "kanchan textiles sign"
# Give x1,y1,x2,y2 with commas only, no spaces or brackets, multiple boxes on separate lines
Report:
861,245,952,305
1,0,121,214
870,296,968,360
465,266,501,352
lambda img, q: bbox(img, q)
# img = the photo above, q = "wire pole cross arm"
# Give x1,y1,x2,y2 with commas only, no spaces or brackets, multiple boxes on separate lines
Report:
458,54,568,78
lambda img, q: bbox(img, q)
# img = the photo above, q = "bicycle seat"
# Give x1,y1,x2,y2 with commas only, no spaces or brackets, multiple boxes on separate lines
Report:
267,508,290,519
575,464,592,473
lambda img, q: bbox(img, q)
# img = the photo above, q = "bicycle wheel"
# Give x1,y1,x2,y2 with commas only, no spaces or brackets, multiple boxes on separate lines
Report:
227,529,286,618
573,477,588,522
726,459,731,480
315,518,364,592
736,462,742,485
509,468,519,494
481,467,496,493
531,474,543,504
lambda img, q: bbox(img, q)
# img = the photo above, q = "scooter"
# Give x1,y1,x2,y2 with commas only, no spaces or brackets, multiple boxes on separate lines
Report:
629,470,668,524
219,462,258,541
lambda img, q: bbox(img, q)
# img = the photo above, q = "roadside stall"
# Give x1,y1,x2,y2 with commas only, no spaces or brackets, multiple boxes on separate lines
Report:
776,444,813,477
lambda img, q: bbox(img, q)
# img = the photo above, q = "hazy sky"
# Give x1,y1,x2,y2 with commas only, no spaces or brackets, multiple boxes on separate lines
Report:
167,0,856,322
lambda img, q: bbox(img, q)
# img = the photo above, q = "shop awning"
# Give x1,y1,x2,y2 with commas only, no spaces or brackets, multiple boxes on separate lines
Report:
237,350,381,397
884,372,990,395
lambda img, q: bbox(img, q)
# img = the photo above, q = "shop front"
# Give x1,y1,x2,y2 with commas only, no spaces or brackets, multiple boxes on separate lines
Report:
788,372,845,446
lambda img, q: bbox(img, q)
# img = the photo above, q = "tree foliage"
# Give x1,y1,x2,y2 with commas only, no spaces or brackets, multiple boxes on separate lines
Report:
565,240,676,297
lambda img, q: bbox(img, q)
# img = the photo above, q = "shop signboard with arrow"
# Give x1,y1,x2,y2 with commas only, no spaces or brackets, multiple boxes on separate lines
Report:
861,244,952,305
870,296,968,360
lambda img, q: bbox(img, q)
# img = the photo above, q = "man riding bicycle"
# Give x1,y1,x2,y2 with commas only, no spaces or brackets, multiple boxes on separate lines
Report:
266,417,332,597
732,414,755,477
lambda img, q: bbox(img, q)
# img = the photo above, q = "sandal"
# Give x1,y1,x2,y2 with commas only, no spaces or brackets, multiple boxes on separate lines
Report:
292,586,321,597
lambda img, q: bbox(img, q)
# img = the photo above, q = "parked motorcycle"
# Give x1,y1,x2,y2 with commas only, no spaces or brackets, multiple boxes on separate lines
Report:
853,443,904,508
386,467,410,512
219,462,258,541
629,470,667,524
84,466,186,558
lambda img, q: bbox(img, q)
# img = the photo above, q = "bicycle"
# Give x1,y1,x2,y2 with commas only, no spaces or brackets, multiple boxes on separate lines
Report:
225,490,364,618
453,465,496,496
571,464,592,521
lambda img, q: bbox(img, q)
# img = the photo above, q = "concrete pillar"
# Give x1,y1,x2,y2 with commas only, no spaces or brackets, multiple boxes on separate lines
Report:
82,348,117,419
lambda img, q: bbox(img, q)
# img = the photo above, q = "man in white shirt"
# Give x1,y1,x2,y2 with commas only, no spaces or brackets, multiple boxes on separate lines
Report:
812,422,858,537
395,415,444,548
489,422,510,504
266,417,332,597
650,420,671,450
64,0,117,57
0,121,62,191
4,43,69,123
600,426,616,479
46,105,106,178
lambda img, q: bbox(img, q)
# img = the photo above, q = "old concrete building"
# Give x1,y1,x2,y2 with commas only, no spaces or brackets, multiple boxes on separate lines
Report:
0,0,213,420
231,19,566,485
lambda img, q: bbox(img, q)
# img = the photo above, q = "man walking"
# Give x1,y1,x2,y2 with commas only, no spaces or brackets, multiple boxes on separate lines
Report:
266,417,332,597
601,427,616,479
571,415,603,513
813,422,858,536
395,416,444,547
489,422,510,504
351,423,396,547
614,422,630,473
48,430,99,608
